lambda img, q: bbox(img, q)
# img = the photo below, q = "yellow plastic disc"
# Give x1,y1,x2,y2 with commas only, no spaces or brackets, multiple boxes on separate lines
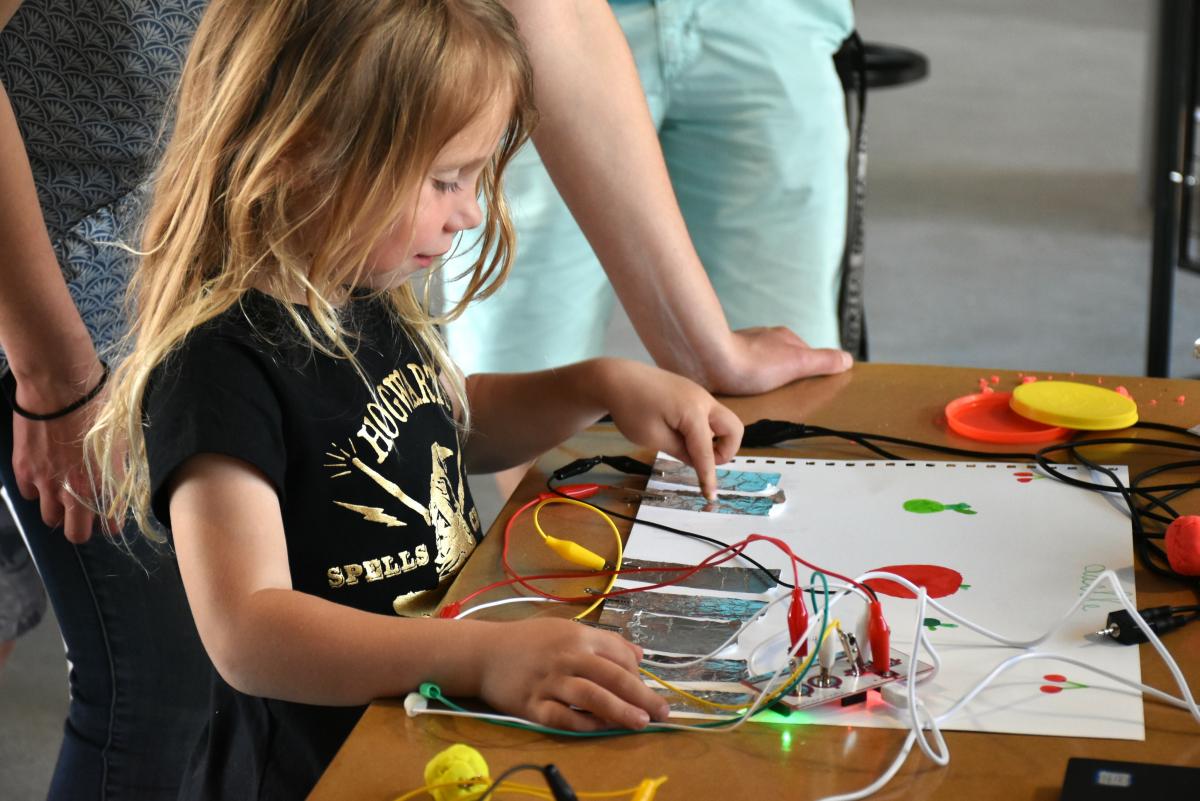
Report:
1010,381,1138,431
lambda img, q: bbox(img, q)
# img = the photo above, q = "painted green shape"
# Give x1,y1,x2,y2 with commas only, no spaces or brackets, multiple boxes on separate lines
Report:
960,584,971,590
903,499,977,515
922,617,959,631
903,498,946,514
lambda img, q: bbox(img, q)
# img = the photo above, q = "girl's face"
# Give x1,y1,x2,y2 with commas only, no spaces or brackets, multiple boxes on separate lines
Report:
364,100,513,288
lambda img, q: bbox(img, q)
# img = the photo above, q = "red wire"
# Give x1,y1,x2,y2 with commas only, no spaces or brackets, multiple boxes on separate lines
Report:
495,492,754,603
491,490,878,611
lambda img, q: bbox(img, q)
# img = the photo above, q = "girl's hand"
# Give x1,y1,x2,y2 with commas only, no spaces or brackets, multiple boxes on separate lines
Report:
477,617,669,731
595,359,743,499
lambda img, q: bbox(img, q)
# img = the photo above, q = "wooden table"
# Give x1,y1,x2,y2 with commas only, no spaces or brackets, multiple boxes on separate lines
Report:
310,364,1200,801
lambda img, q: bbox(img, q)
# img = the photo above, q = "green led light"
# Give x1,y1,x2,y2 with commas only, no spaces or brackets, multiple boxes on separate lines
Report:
780,729,793,752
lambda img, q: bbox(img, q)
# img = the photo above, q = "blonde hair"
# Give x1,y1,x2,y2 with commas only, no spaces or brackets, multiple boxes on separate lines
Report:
86,0,535,540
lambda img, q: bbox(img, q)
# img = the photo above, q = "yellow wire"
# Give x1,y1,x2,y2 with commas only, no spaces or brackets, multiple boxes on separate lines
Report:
532,497,622,620
394,777,658,801
639,622,833,712
504,782,641,798
392,777,487,801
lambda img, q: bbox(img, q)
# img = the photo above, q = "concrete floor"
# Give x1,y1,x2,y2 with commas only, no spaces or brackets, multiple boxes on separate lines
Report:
3,0,1196,796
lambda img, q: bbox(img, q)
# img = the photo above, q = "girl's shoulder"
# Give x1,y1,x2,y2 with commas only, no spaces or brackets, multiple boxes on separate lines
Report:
157,290,420,386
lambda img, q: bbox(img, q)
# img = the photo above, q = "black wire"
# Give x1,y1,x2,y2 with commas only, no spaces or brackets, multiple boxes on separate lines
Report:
1128,420,1197,436
473,764,546,801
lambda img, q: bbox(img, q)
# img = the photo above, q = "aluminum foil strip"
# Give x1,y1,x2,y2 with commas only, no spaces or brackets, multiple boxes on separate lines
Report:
640,487,784,516
651,459,782,494
619,559,780,593
603,590,766,621
598,607,743,656
640,656,748,684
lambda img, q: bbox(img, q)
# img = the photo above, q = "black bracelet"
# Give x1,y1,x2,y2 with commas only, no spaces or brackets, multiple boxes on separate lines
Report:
1,360,110,421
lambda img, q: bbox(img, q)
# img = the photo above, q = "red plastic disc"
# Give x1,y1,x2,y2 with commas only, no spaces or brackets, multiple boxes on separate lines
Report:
945,391,1072,444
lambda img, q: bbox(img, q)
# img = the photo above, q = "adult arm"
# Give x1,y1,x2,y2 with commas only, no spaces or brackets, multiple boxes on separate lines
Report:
0,1,105,543
501,0,852,395
168,453,669,730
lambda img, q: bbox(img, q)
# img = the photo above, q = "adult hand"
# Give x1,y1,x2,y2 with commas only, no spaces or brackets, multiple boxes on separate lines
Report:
598,359,743,499
10,371,104,544
478,617,670,731
704,326,853,397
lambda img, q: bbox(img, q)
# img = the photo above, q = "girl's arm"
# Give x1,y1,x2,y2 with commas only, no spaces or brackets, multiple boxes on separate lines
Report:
463,358,743,498
169,452,668,730
0,10,107,543
500,0,851,395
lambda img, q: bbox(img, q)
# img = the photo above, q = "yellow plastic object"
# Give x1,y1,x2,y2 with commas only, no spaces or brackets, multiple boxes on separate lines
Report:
631,776,670,800
423,744,489,801
542,534,607,571
533,497,622,620
1010,381,1138,431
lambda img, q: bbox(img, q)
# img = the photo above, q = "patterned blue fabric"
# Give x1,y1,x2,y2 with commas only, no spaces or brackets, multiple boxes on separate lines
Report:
0,0,206,366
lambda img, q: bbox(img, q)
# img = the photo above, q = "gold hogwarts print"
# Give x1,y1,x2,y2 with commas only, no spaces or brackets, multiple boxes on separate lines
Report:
323,363,480,614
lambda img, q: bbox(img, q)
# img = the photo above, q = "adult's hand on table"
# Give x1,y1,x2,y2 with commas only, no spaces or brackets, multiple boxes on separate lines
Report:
704,326,853,397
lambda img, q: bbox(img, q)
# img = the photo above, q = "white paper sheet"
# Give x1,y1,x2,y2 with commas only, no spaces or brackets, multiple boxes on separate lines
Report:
619,456,1145,740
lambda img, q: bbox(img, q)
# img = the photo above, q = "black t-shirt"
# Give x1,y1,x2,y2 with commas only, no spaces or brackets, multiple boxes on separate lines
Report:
145,290,481,800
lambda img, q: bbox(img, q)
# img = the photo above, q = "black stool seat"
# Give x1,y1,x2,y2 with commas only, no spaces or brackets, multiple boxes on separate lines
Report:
833,36,930,361
862,42,929,89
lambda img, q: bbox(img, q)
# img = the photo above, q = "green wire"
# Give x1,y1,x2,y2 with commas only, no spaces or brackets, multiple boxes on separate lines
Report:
418,682,735,737
774,570,830,701
418,571,832,735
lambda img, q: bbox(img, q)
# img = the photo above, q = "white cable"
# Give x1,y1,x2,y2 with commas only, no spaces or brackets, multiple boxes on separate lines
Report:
425,561,1198,800
905,589,949,766
867,568,1199,720
817,567,1200,801
407,699,766,733
813,732,918,801
452,596,556,619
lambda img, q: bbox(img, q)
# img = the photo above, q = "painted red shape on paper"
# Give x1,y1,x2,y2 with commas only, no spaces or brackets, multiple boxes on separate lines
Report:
864,565,964,599
1040,674,1087,694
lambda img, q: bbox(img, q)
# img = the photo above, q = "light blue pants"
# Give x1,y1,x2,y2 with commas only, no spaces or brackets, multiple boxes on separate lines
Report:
444,0,854,374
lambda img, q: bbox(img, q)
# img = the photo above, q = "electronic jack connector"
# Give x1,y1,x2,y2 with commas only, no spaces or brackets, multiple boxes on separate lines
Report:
1094,606,1191,645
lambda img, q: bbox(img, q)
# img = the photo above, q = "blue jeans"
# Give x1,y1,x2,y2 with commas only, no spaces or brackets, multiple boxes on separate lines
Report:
0,405,209,801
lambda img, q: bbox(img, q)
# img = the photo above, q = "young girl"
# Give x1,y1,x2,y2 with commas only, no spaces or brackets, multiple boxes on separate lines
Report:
85,0,742,797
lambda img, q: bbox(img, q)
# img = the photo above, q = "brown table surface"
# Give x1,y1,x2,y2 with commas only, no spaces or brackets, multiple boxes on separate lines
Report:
310,363,1200,801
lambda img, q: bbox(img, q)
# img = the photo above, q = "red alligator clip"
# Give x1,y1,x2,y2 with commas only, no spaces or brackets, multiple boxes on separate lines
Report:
787,588,810,657
867,601,891,674
538,483,602,501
